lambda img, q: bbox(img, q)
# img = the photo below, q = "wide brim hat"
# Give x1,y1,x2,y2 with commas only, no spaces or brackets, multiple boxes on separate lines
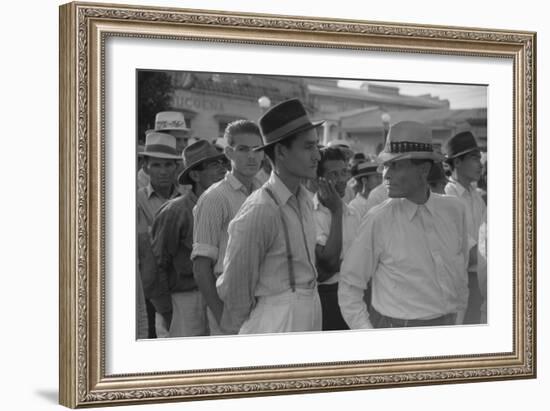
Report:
254,98,324,151
177,140,226,185
377,121,444,164
444,131,480,160
138,132,181,160
154,111,190,133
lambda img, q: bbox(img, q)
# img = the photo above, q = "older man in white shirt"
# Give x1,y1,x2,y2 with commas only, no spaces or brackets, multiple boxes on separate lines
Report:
338,121,470,328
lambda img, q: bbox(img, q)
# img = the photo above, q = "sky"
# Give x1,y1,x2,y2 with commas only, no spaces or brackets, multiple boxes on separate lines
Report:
339,80,487,110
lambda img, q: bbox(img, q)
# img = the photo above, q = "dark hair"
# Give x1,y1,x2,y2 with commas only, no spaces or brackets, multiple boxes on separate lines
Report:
263,134,298,165
223,119,261,146
352,152,366,161
317,146,346,177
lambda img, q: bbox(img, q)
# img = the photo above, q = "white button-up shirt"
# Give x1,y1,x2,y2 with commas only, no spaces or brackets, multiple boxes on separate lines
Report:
338,193,470,328
445,177,486,252
313,194,360,285
217,172,318,333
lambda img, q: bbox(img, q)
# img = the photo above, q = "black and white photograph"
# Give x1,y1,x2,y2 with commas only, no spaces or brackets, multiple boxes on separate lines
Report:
135,70,488,339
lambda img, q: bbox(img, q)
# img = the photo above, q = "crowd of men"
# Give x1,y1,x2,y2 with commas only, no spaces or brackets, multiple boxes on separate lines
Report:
136,98,487,339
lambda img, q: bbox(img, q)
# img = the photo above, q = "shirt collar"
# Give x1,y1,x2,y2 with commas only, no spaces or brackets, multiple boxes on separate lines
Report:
402,191,436,221
267,171,313,208
448,176,472,196
226,171,259,195
145,183,177,200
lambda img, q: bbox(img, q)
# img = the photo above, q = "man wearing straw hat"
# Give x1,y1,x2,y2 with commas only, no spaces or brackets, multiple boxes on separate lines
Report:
191,120,264,335
137,111,193,190
217,98,323,335
136,132,182,338
348,159,383,219
444,131,487,324
338,121,470,329
150,140,227,337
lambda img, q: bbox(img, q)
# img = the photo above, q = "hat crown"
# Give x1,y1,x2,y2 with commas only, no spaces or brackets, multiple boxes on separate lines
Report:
182,140,221,169
384,121,433,150
257,98,323,148
352,160,379,177
154,111,189,131
444,131,479,159
143,132,178,156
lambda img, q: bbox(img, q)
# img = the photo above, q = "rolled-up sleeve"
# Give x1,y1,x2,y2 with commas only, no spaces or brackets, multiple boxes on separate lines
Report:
191,192,224,262
338,215,378,329
217,204,276,333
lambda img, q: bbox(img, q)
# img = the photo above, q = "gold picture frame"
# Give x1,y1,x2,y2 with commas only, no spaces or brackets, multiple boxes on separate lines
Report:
59,1,536,408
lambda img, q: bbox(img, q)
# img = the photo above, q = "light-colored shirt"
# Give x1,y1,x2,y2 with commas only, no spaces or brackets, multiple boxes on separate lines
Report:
191,172,258,275
445,177,486,252
136,183,180,234
217,172,318,333
313,194,360,285
349,183,389,219
338,193,470,328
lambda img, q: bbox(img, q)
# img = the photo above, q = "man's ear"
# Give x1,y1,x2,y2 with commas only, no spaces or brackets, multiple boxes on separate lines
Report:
188,169,200,183
224,145,234,160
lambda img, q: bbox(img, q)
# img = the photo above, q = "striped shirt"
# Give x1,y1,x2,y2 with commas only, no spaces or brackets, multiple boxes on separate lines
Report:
217,172,318,333
338,193,470,328
191,172,259,275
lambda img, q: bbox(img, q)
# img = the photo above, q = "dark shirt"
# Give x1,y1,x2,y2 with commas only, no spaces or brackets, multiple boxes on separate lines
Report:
150,190,199,313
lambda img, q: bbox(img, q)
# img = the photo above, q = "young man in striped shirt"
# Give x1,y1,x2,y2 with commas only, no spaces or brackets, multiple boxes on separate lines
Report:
191,120,264,335
216,99,323,335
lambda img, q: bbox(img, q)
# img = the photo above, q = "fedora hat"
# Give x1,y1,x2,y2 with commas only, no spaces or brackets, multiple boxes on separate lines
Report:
254,98,324,151
351,160,380,179
138,132,181,160
444,131,480,160
377,121,444,164
177,140,226,185
154,111,190,134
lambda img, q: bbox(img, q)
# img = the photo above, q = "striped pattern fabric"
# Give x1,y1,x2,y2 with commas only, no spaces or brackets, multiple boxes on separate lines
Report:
217,172,318,333
191,172,258,275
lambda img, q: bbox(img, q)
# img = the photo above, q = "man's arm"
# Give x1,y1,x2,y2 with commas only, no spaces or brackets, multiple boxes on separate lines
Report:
338,214,378,329
193,257,224,323
315,179,344,281
217,204,275,334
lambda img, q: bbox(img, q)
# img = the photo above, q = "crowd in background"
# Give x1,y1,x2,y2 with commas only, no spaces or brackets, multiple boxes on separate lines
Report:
136,99,487,338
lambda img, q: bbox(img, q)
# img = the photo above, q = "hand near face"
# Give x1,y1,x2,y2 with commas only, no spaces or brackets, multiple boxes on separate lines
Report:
318,177,343,214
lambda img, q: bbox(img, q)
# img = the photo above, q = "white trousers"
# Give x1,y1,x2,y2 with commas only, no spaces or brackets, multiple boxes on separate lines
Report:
168,290,208,338
239,288,322,335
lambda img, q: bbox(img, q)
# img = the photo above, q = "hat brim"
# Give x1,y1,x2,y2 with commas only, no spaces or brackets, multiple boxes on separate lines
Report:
353,170,380,178
177,153,227,185
138,151,181,160
377,151,444,164
445,147,480,160
253,120,325,152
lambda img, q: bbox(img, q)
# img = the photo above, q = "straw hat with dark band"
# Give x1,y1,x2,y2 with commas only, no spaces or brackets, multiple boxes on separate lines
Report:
177,140,226,185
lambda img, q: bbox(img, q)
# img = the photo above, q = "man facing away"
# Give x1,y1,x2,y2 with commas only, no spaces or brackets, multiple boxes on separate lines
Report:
191,120,264,335
338,121,470,329
314,147,360,330
444,131,487,324
150,141,227,337
216,98,323,335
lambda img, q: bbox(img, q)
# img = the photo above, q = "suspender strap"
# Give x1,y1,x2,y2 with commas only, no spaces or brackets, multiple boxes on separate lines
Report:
264,187,296,292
